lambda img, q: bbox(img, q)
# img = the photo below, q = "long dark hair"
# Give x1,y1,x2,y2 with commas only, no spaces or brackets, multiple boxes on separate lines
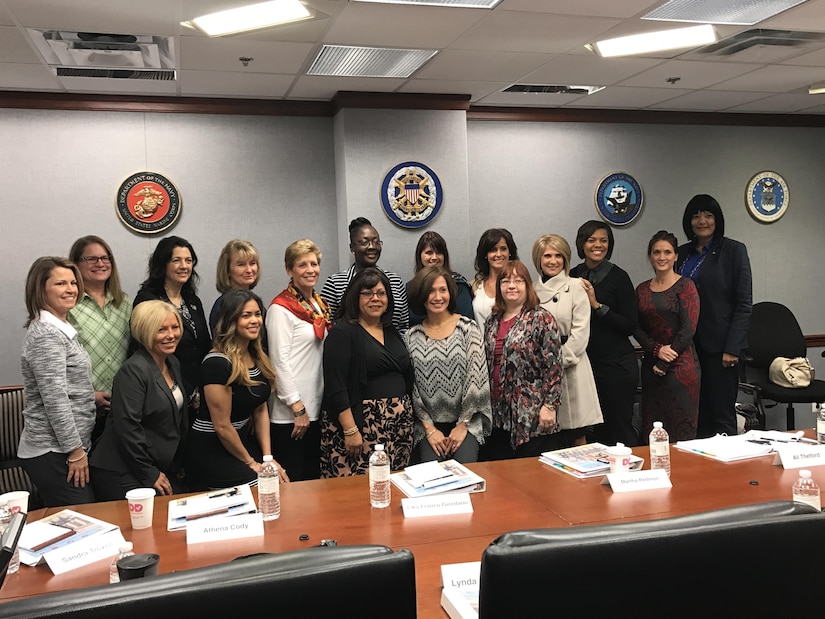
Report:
339,267,394,327
139,236,200,296
474,228,518,280
414,231,453,273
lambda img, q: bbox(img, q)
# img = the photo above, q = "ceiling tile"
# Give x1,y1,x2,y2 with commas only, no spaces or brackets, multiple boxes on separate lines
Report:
501,0,661,19
619,59,762,89
647,89,773,110
473,90,590,106
0,62,62,90
398,78,506,101
0,26,43,63
180,36,315,73
179,70,294,98
727,92,825,112
55,74,179,95
522,54,664,86
779,46,825,66
450,10,621,54
567,85,692,108
414,49,550,81
707,64,825,92
289,74,406,100
758,0,825,30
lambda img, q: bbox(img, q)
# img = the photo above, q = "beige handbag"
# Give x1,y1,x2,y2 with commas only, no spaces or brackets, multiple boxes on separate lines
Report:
768,357,814,388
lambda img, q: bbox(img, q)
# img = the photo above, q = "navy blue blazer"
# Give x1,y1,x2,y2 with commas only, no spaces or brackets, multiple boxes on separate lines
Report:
90,348,188,486
677,236,752,356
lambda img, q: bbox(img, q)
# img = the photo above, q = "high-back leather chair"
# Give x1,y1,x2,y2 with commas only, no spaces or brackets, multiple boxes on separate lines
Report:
0,386,41,506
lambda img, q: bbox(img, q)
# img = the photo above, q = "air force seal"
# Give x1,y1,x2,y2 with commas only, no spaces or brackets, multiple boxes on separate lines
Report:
746,171,788,223
380,162,443,229
594,172,643,226
116,172,181,234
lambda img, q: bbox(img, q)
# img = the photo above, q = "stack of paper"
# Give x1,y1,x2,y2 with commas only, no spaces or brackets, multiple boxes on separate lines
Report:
390,460,486,499
540,443,644,479
167,484,257,531
675,431,785,462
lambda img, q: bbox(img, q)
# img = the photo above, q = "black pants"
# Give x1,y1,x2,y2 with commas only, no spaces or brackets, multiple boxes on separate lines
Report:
415,422,480,464
481,427,565,461
591,353,640,447
270,421,321,482
696,347,738,438
21,451,95,507
90,467,188,503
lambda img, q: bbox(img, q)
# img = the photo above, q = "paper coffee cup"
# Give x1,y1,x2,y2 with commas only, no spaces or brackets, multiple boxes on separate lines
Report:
606,443,633,475
125,488,156,529
0,491,30,514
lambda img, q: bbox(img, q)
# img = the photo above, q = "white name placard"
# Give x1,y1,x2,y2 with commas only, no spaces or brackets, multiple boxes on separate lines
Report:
773,444,825,469
601,469,672,492
44,528,125,575
186,512,264,545
401,493,473,518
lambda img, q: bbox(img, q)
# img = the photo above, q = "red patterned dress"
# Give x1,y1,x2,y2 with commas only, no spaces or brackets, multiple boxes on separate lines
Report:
635,277,701,441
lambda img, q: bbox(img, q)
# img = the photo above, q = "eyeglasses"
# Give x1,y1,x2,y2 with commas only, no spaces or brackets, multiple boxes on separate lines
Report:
359,290,388,299
79,255,111,264
354,240,383,249
501,278,526,287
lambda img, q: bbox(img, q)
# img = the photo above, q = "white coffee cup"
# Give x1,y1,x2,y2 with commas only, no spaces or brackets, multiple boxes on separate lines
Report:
0,491,30,514
125,488,156,529
606,443,633,475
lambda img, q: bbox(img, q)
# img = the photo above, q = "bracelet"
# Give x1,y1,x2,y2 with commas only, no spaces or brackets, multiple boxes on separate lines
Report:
343,426,359,436
293,407,307,418
66,452,87,464
245,458,256,466
426,430,437,439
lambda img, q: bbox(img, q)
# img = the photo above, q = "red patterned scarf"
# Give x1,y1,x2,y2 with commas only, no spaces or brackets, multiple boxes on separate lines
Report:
271,283,331,340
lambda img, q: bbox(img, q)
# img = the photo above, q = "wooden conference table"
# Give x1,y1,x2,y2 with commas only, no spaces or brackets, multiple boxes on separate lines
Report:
2,441,822,618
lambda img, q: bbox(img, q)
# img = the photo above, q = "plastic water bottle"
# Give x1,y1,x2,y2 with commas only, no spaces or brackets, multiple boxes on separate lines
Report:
258,455,281,521
817,407,825,444
0,501,20,575
369,444,391,508
109,542,134,583
649,421,671,477
792,469,821,511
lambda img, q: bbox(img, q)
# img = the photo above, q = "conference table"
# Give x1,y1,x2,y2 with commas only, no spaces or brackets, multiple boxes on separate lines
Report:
2,439,822,618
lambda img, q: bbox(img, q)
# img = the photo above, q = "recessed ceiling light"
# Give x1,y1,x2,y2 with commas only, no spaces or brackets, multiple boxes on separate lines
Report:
352,0,501,7
643,0,809,26
307,45,437,78
809,83,825,95
503,84,604,96
183,0,312,37
589,24,717,58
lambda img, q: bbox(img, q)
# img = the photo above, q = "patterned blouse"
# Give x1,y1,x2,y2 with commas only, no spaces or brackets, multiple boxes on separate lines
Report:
484,306,563,448
405,316,492,447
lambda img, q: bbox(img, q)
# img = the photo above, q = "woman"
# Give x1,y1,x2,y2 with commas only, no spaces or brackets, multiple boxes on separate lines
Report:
677,195,752,438
570,221,640,447
407,231,474,326
320,267,414,477
483,260,563,460
636,231,701,441
267,239,330,481
186,290,287,489
134,236,210,418
210,239,262,334
406,266,492,463
90,301,188,501
471,228,518,331
18,257,95,506
532,235,602,447
320,217,409,333
67,236,131,438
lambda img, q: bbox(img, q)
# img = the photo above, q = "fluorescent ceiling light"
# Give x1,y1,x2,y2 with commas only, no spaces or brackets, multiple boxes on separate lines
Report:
352,0,501,7
809,83,825,95
184,0,312,37
503,84,604,96
307,45,437,78
643,0,809,26
589,24,717,58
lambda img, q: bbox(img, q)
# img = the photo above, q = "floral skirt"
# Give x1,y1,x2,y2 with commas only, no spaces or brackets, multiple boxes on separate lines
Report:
320,395,414,478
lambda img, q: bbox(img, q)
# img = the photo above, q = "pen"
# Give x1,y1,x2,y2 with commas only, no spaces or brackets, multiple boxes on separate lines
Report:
208,488,239,499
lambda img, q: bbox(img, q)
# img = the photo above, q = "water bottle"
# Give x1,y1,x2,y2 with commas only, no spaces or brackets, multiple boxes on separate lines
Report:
369,444,391,508
649,421,671,477
109,542,134,583
817,407,825,444
792,469,821,511
0,501,20,575
258,455,281,521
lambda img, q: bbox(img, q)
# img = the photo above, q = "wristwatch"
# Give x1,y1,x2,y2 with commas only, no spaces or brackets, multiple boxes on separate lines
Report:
293,407,307,418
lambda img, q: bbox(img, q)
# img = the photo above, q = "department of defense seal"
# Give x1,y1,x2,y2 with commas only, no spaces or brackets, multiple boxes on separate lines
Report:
594,172,643,226
745,170,788,223
380,162,443,229
116,172,181,234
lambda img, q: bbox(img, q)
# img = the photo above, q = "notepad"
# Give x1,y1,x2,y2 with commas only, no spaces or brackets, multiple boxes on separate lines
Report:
675,433,774,462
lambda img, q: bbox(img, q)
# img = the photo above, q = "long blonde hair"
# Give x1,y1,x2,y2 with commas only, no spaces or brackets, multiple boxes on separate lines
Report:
212,290,276,388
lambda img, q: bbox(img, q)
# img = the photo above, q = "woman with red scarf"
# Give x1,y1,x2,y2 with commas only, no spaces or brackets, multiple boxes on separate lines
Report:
266,239,331,481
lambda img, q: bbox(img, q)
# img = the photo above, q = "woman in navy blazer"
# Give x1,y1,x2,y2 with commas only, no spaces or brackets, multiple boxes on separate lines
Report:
91,301,189,501
677,194,752,438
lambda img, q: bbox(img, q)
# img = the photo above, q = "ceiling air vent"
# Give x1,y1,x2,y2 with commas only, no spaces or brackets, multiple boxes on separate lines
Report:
55,68,176,80
503,84,604,96
686,28,825,60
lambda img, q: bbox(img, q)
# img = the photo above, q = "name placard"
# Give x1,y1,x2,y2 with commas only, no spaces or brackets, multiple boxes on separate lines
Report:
44,528,125,575
186,512,264,545
401,493,473,518
773,444,825,469
600,469,672,492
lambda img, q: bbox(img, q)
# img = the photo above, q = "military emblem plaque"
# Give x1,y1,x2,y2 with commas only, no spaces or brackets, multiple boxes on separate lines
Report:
745,170,788,223
380,162,443,229
116,172,181,234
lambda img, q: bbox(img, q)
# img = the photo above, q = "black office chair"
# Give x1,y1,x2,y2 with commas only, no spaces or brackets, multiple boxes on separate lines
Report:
738,301,825,430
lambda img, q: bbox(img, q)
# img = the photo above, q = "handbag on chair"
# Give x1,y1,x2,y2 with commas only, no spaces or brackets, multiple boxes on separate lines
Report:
768,357,814,389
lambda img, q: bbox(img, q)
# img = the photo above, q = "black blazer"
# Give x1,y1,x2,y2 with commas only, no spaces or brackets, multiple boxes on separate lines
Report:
90,348,188,486
677,236,752,356
133,287,210,396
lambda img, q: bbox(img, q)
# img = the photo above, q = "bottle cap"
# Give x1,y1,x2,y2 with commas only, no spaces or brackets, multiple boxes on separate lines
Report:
800,469,812,478
119,542,134,553
375,444,385,451
263,455,273,462
653,421,663,428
